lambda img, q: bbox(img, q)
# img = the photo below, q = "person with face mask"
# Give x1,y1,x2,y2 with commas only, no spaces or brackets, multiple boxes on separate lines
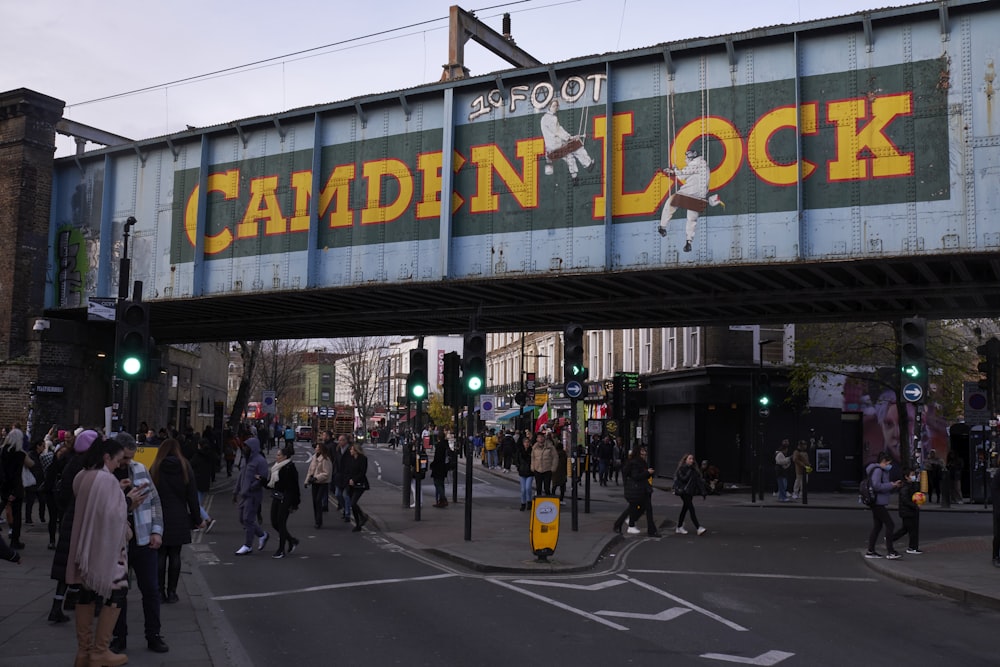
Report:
891,468,922,554
864,451,904,559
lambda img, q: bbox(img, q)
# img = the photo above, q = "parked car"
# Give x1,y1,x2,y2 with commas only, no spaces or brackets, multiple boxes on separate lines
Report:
295,425,313,442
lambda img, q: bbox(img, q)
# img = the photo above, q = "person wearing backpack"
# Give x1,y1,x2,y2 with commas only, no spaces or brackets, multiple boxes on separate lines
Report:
864,451,903,560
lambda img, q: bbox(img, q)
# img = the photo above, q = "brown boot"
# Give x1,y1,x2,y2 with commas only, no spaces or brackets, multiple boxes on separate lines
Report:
89,605,128,667
74,602,95,667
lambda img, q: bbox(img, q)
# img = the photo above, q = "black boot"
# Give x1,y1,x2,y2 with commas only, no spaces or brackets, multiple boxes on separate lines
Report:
48,598,70,623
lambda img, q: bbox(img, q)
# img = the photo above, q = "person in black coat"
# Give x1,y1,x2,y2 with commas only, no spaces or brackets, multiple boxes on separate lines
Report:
190,438,218,530
673,453,707,536
267,444,301,558
613,447,658,536
0,437,26,549
347,444,370,532
430,438,450,508
150,439,203,603
992,468,1000,568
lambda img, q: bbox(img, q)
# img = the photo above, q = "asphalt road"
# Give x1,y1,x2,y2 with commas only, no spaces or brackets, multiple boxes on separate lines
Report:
191,445,996,666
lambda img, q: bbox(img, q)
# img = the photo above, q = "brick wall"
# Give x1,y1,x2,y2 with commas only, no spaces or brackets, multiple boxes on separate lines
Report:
0,89,65,432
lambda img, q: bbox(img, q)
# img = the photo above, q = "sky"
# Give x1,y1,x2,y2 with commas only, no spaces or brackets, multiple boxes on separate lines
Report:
2,0,919,157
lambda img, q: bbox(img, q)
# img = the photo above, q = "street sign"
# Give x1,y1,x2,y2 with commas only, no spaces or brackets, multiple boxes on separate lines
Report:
565,380,585,399
87,297,117,321
963,381,989,425
262,390,276,414
480,395,496,421
902,382,923,403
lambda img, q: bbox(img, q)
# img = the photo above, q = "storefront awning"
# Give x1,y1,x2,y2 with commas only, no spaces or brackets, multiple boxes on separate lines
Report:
494,405,537,422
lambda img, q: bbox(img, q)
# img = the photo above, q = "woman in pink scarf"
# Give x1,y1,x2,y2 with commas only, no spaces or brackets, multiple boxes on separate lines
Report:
67,433,146,667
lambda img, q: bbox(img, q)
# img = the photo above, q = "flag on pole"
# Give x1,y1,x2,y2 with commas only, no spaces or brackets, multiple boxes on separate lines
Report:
534,401,549,432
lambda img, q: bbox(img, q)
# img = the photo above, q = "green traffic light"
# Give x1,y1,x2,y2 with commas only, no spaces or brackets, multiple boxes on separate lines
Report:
121,356,142,377
467,376,483,392
902,364,920,378
759,395,770,407
411,384,427,399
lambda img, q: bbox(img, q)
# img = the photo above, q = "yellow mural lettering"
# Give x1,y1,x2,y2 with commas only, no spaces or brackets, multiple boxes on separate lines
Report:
469,139,545,213
361,159,413,225
594,112,664,217
416,150,466,220
184,169,239,255
288,171,313,233
827,93,913,181
748,103,818,186
237,176,286,239
672,116,743,191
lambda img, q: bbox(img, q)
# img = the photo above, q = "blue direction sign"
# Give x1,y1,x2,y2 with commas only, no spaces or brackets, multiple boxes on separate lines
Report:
902,382,924,403
565,380,585,399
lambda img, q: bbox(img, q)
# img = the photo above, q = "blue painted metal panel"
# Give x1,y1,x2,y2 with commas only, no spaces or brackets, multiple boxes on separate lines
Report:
44,0,1000,309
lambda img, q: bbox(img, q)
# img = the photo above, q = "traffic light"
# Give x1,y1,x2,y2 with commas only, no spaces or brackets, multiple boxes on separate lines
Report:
407,348,428,401
900,317,927,393
442,351,462,407
463,330,486,395
563,323,587,381
757,373,771,407
976,337,1000,412
116,299,149,379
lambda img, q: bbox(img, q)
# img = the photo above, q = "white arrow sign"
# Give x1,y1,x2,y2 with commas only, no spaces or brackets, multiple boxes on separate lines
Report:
595,607,691,622
700,650,795,665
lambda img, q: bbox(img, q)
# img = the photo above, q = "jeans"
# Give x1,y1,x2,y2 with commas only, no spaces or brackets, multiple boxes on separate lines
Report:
677,493,700,529
239,495,266,547
868,504,896,553
777,476,789,501
486,449,499,469
270,499,296,551
311,482,329,527
334,485,352,519
114,542,161,641
197,490,210,521
519,475,533,504
534,471,552,496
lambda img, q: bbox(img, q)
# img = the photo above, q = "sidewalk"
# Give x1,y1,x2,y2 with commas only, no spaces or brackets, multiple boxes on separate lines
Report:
0,464,996,665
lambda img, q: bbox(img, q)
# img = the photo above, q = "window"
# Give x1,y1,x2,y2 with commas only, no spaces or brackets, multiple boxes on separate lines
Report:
321,372,331,384
639,329,652,373
683,327,700,367
663,327,677,370
603,330,614,377
623,329,635,372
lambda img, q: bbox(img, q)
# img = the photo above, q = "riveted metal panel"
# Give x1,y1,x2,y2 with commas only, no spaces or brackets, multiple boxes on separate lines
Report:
45,0,1000,312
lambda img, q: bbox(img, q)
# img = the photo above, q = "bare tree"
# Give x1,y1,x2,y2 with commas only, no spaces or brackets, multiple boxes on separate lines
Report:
228,340,261,430
255,339,310,423
330,336,394,427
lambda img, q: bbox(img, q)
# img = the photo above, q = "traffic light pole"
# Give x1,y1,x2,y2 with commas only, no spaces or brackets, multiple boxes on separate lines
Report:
570,397,579,531
464,392,475,541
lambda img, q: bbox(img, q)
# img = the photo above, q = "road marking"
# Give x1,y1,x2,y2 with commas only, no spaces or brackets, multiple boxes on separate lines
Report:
595,607,691,622
619,574,748,631
701,650,795,665
489,578,629,631
630,569,876,583
210,573,456,601
513,579,627,591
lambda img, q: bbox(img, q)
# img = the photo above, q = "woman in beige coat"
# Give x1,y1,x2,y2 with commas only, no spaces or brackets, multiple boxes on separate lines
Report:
530,433,557,496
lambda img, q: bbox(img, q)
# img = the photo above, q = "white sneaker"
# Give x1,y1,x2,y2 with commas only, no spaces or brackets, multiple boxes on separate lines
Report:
675,526,688,535
696,526,707,536
235,545,252,555
626,526,641,534
257,531,269,551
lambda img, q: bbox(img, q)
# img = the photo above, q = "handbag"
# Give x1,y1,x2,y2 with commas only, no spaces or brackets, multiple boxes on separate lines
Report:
271,491,285,502
22,465,36,488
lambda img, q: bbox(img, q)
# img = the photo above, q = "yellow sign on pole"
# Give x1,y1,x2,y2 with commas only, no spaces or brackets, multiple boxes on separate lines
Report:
133,445,158,470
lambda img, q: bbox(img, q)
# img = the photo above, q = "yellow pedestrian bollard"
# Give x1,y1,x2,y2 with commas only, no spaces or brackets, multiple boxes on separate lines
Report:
529,496,560,562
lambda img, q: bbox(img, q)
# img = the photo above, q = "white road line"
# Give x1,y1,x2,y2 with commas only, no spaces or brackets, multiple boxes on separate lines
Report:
700,650,795,665
210,573,456,601
618,574,749,632
513,579,628,591
629,569,877,583
488,578,629,631
595,607,692,622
